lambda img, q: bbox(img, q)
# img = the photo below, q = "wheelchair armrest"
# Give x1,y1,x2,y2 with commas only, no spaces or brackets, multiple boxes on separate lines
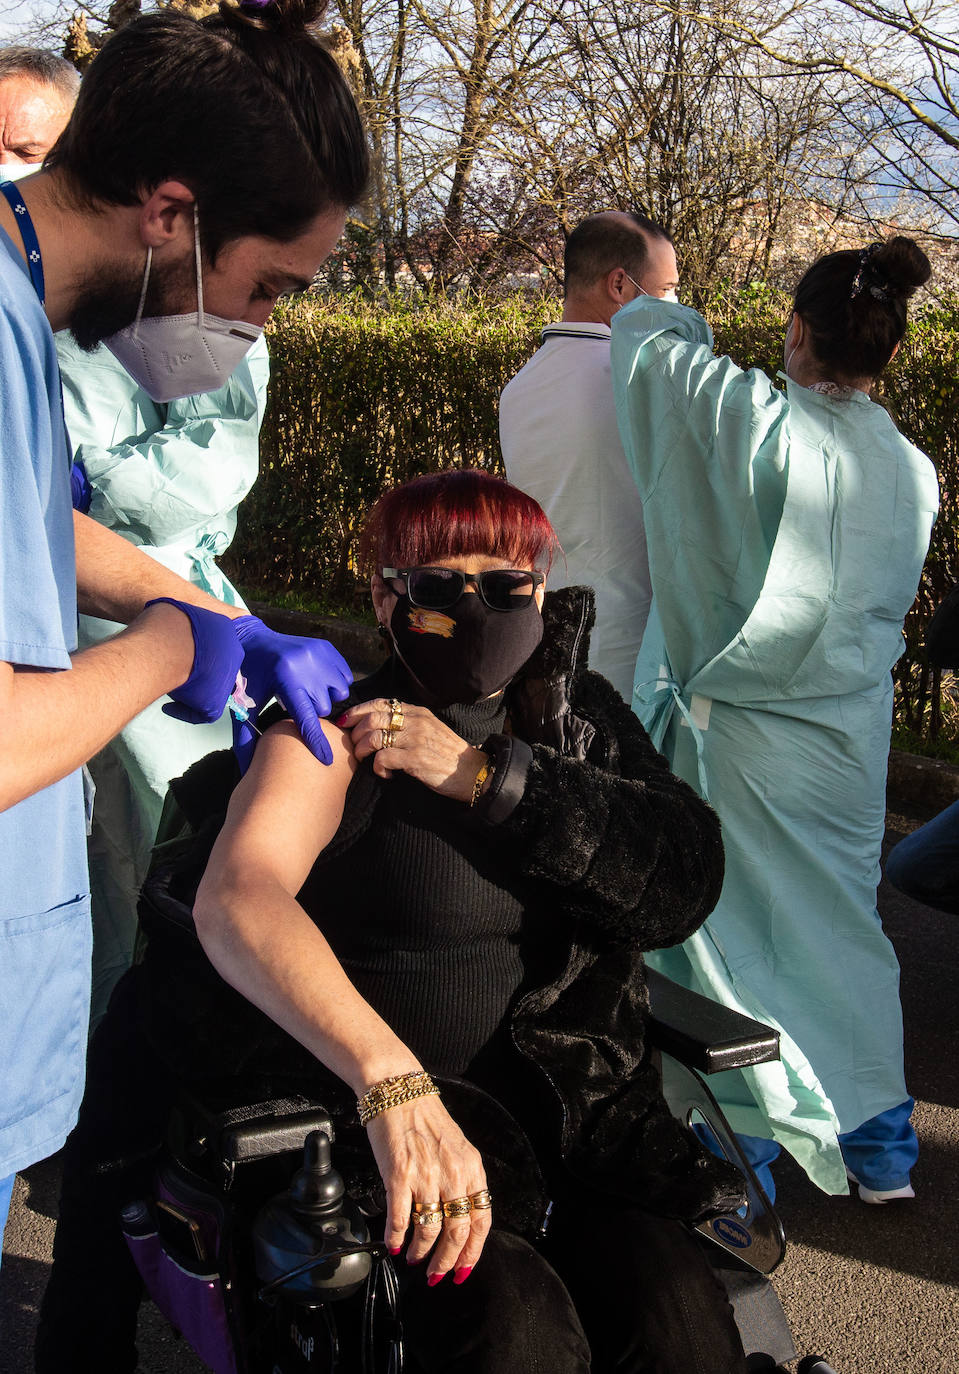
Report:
646,967,780,1074
218,1105,336,1167
175,1092,336,1171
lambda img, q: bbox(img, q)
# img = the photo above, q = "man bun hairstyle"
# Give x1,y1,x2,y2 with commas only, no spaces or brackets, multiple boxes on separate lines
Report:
46,0,369,262
564,211,672,296
793,236,931,382
233,0,325,29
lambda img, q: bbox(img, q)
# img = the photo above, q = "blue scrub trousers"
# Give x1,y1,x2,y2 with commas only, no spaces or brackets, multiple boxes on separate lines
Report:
838,1098,918,1191
0,1172,15,1267
733,1100,917,1200
698,1100,917,1202
885,801,959,915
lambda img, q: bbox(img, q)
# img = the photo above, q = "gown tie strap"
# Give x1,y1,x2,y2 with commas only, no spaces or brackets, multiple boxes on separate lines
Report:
635,674,710,801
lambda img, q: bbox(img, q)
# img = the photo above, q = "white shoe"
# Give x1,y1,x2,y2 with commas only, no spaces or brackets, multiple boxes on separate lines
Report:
845,1166,915,1204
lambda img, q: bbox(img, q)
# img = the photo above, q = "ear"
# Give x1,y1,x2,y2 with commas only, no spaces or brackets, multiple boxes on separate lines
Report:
371,572,393,626
534,579,546,611
888,340,901,363
138,180,196,251
606,267,630,306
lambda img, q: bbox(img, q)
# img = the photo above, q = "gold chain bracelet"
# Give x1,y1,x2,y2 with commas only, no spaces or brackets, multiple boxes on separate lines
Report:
470,756,494,807
357,1070,440,1126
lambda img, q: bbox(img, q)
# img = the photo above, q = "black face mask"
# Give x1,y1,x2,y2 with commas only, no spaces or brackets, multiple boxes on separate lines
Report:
389,590,544,707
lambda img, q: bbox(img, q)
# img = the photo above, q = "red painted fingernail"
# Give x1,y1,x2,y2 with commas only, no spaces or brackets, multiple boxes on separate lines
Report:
335,714,349,726
453,1266,473,1285
406,1254,424,1267
427,1272,446,1287
388,1246,402,1256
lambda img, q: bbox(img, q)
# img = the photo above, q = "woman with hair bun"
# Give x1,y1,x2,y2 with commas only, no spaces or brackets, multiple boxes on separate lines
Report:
611,237,938,1205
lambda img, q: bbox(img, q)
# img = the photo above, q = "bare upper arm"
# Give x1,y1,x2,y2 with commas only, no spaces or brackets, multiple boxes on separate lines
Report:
201,716,358,898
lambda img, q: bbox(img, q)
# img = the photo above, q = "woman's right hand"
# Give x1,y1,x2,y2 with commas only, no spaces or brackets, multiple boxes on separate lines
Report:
365,1093,492,1284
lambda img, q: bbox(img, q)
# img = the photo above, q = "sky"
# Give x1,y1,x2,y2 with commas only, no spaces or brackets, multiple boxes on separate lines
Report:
0,0,67,46
3,0,956,237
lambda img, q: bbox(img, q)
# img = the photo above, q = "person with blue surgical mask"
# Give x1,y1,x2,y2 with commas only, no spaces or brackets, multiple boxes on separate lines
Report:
610,237,937,1206
0,0,369,1259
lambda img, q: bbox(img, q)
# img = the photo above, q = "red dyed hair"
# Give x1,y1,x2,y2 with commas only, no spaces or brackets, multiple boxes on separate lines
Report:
359,468,559,574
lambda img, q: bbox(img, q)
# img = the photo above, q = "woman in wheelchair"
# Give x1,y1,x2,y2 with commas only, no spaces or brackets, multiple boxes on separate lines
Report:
39,469,753,1373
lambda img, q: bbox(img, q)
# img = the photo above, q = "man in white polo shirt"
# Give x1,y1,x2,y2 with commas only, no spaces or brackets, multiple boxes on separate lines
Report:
499,212,678,700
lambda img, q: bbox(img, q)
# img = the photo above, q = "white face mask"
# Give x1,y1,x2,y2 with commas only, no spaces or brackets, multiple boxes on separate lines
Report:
783,318,801,381
624,272,679,305
0,162,37,183
104,205,262,403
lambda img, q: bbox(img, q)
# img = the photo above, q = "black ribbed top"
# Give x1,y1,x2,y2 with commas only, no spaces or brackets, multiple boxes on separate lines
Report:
300,691,529,1076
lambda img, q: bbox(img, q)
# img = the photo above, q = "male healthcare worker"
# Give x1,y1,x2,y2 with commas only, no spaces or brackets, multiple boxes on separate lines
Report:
609,262,937,1202
2,48,273,1030
500,212,677,699
0,5,368,1249
60,332,271,1027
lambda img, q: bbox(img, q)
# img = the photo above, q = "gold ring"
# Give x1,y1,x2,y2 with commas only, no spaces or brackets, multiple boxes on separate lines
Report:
382,725,394,750
412,1199,442,1215
469,1189,492,1210
442,1197,472,1219
388,698,405,733
411,1209,443,1226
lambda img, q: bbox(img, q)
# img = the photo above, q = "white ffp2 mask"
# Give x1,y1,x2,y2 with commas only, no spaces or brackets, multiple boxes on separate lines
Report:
104,205,262,403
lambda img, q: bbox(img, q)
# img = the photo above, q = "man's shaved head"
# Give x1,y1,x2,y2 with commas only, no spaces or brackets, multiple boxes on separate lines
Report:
564,212,672,296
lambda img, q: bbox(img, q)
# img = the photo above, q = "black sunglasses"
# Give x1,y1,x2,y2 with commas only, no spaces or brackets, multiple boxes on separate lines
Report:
382,566,544,612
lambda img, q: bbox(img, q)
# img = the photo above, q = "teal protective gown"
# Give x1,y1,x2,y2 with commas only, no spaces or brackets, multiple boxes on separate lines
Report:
58,333,270,1027
610,299,938,1192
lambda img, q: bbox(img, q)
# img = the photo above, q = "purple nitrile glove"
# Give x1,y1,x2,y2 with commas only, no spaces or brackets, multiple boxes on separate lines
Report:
231,616,353,772
146,597,244,726
70,459,92,513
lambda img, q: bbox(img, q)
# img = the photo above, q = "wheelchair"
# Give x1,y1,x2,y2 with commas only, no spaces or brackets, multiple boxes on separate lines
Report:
120,1093,401,1373
115,963,837,1373
115,763,839,1373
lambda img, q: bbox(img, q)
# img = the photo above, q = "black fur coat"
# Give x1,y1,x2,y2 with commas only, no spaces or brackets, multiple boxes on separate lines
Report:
138,587,744,1234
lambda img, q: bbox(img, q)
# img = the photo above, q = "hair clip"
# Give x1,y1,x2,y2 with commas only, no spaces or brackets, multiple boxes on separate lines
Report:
238,0,275,12
849,243,888,302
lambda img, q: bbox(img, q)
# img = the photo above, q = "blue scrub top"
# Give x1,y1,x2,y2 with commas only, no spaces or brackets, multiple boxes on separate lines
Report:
0,227,91,1177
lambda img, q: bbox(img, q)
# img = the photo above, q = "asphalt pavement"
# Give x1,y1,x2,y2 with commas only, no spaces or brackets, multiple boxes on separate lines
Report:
1,804,957,1373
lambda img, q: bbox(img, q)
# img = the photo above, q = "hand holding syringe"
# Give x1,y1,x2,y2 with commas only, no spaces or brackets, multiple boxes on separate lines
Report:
227,672,262,736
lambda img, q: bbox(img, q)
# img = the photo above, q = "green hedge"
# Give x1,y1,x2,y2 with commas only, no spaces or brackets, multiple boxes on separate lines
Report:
225,295,553,612
224,288,959,738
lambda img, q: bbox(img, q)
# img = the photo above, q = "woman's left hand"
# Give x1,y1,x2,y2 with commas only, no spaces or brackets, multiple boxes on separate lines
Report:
336,698,487,803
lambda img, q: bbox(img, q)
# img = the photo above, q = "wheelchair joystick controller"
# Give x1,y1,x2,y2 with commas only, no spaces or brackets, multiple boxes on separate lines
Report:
253,1129,373,1305
288,1130,352,1221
